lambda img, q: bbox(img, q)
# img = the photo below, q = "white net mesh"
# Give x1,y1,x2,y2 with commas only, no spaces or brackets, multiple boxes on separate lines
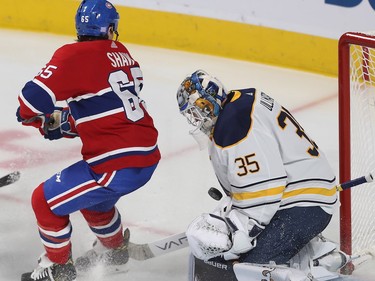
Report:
348,35,375,254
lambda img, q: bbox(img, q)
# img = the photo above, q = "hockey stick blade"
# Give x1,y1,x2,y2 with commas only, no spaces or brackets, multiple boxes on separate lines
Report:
0,171,21,187
349,246,375,271
128,231,188,261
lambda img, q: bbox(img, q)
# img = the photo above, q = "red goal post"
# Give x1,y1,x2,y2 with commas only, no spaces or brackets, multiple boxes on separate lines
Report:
338,32,375,261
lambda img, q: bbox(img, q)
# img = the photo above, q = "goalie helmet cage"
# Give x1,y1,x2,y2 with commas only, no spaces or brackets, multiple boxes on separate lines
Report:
339,32,375,273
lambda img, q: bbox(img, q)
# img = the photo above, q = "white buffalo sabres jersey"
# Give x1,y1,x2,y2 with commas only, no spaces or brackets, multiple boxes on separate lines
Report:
209,88,338,226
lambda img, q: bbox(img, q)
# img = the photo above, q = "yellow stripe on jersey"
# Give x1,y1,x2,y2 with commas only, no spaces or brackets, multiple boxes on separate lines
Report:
282,186,337,199
232,186,285,201
230,91,242,102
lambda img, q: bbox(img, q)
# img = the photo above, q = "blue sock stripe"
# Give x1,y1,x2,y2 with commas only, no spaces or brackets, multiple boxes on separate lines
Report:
89,215,122,236
38,230,71,245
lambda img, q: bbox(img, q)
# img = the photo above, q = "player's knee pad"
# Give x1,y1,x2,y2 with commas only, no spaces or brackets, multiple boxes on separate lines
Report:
31,183,48,217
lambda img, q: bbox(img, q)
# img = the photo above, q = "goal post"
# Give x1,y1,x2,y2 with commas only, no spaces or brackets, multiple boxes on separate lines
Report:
338,32,375,267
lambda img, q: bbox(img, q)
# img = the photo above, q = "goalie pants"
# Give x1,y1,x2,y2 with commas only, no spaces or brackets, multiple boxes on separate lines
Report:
239,206,332,264
31,159,158,264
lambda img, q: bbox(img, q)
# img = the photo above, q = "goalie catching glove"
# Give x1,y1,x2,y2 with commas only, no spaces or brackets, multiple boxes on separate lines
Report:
186,209,265,261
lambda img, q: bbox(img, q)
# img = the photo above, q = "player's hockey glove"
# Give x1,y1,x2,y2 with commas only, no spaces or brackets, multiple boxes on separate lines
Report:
43,107,78,140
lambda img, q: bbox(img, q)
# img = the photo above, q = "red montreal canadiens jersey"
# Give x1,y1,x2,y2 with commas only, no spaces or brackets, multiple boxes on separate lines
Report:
18,40,160,173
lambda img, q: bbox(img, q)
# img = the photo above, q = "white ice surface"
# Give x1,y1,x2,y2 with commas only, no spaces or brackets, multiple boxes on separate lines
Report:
0,29,373,280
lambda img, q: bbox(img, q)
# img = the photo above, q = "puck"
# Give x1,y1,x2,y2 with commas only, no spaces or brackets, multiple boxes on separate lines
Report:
208,187,223,201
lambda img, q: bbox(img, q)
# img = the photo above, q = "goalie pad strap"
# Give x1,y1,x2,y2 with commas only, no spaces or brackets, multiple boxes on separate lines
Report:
248,220,264,238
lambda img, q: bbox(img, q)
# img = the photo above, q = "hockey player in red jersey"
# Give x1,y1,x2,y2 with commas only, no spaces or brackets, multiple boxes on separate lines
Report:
177,70,349,280
16,1,160,280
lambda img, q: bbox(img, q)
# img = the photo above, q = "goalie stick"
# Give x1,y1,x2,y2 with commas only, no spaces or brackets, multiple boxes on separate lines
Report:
0,171,21,188
127,172,374,261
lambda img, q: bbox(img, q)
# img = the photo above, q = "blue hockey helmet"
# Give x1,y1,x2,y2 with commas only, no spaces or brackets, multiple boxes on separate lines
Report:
177,70,227,137
75,0,119,38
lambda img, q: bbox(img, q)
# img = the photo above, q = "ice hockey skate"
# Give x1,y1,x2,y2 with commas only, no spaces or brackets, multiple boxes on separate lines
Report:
75,228,130,273
21,253,76,281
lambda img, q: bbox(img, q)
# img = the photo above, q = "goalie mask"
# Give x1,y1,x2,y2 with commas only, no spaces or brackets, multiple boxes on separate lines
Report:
176,70,227,140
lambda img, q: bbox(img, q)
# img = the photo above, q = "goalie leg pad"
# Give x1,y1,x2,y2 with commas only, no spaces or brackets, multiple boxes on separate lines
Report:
189,254,237,281
233,263,312,281
289,235,349,275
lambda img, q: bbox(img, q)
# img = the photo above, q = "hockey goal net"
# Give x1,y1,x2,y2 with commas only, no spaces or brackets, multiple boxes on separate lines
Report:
339,32,375,261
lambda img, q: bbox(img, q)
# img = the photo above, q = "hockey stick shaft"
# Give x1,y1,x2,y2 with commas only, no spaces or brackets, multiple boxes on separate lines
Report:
208,173,374,196
336,173,373,191
128,231,188,261
0,171,21,188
